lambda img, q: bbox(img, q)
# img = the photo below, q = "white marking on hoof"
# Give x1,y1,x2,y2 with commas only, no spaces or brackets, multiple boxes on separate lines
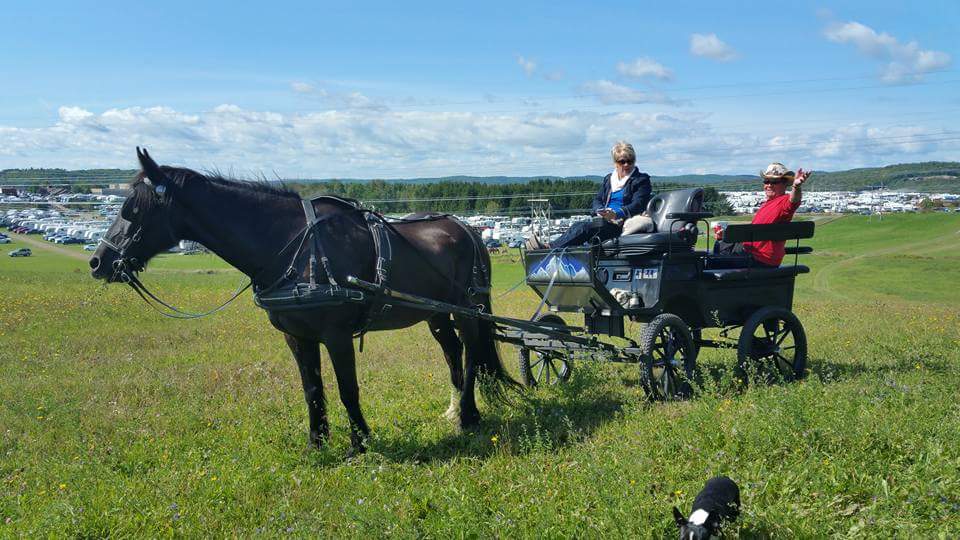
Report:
441,388,462,422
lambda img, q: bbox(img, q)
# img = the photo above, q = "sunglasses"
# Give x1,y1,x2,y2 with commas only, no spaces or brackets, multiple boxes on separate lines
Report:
763,178,788,185
615,159,634,165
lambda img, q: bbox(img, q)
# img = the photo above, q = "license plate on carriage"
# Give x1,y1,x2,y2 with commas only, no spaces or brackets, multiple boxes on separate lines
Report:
635,268,659,280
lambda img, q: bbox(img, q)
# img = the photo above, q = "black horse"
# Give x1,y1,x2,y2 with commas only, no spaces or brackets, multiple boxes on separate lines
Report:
90,149,514,455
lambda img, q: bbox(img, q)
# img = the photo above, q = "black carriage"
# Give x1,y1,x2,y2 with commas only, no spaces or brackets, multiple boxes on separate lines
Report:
513,188,815,399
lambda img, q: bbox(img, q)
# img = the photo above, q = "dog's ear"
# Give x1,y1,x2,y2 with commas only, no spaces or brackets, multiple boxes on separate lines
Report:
673,506,686,527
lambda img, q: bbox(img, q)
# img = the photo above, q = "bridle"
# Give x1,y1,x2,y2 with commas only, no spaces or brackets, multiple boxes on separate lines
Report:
98,182,256,320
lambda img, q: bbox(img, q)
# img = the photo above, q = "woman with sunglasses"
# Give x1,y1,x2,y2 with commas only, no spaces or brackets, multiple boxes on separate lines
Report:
713,162,810,267
525,141,653,250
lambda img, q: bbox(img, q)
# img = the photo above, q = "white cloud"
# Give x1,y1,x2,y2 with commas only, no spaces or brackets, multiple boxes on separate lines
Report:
58,106,95,123
579,80,678,106
617,57,673,81
290,81,315,94
689,33,738,62
542,70,565,81
517,55,537,77
289,82,386,111
824,21,952,82
0,105,952,177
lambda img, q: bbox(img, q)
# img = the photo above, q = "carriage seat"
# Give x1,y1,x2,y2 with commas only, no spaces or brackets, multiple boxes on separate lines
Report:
601,188,705,257
703,265,810,281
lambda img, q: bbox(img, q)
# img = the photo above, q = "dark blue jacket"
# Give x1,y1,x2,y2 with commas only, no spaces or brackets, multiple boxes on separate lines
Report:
591,168,653,219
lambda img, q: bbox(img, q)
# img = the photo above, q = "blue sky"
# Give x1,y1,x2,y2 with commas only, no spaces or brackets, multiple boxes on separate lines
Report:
1,1,958,178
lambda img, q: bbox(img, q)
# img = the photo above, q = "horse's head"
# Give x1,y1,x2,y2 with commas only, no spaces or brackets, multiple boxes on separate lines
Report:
90,148,182,282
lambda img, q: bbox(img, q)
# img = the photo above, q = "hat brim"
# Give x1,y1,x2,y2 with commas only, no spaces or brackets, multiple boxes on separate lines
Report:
761,171,796,181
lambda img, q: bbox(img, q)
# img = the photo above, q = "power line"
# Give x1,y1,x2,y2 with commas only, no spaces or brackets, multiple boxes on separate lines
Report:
363,191,596,204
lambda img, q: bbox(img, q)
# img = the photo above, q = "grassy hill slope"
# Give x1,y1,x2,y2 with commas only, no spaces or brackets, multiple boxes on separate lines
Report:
2,213,959,536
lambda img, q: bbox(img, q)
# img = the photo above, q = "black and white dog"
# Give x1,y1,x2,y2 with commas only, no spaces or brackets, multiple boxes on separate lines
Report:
672,476,741,539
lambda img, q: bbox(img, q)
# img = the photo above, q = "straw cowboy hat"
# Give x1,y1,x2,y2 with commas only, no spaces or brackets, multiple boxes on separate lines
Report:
761,162,796,181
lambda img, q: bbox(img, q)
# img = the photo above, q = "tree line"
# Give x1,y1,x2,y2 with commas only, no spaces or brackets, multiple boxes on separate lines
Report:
289,178,733,216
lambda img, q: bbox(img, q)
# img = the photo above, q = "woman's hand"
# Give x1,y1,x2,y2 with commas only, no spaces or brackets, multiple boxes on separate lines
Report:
598,208,618,222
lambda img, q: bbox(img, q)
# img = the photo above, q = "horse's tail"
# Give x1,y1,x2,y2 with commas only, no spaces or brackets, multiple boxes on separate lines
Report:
468,238,522,402
445,215,521,402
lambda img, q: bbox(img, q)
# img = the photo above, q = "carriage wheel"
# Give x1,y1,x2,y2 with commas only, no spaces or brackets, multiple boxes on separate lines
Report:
736,307,807,386
639,313,698,401
518,313,573,387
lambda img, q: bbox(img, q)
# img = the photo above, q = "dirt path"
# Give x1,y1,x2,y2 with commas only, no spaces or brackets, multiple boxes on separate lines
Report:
10,234,90,261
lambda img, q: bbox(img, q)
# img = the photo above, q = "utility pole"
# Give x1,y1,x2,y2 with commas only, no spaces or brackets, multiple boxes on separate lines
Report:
528,198,551,238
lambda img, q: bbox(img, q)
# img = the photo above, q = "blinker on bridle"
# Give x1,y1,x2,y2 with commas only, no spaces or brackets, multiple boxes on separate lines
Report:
143,175,167,195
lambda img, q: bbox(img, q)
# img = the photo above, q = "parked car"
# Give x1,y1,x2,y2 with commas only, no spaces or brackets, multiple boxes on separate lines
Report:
0,238,10,244
8,248,31,257
83,244,98,251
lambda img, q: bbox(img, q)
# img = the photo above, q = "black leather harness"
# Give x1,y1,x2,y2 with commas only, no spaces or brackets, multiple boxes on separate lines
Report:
253,197,488,344
252,197,398,342
254,196,385,305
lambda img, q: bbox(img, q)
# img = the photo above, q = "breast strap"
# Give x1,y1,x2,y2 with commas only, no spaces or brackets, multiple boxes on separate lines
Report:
301,199,341,288
300,199,394,340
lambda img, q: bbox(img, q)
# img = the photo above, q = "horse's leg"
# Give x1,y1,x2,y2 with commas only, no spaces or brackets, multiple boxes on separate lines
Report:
453,315,482,429
323,331,370,455
283,334,328,449
428,314,464,423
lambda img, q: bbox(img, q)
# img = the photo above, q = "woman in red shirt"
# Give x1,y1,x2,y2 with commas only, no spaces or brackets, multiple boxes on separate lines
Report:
713,163,810,267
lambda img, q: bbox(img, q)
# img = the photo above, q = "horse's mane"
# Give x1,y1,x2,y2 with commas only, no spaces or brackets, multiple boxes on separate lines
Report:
130,165,300,208
130,167,301,201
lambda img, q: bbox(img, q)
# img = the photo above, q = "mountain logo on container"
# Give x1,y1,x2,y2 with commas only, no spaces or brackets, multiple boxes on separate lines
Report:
528,254,590,282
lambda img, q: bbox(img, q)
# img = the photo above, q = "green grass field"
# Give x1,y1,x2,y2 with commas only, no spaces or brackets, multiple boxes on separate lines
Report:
2,214,959,537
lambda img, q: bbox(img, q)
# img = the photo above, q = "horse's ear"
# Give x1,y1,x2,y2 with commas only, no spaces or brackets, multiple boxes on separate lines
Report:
136,147,168,186
672,507,686,527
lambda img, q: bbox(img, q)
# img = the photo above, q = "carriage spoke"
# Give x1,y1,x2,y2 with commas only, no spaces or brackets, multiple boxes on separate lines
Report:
774,353,794,374
775,327,792,346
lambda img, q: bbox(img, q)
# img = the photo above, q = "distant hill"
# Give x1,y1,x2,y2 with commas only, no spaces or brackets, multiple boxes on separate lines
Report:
2,161,958,192
695,162,960,192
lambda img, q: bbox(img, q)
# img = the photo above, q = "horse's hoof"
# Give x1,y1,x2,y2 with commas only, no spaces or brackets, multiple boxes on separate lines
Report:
345,445,367,460
308,431,328,450
456,413,482,433
441,406,461,423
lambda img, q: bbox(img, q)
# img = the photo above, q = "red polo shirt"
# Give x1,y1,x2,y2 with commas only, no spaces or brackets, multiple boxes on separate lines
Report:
744,194,800,266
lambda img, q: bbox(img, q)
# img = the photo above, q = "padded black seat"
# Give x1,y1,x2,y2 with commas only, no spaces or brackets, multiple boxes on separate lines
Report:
703,265,810,281
602,188,704,256
604,231,694,256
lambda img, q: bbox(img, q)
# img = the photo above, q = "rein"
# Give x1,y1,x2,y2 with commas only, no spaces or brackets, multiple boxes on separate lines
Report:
102,216,316,320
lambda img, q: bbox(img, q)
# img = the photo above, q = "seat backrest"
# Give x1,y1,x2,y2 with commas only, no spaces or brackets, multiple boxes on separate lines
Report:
646,188,704,232
723,221,815,243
